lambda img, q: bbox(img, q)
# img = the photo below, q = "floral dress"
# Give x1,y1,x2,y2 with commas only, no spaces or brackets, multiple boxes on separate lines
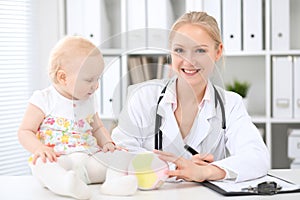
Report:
29,85,100,155
37,114,98,154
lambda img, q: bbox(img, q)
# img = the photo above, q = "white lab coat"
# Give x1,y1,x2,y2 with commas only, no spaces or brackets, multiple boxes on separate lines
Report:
111,78,270,182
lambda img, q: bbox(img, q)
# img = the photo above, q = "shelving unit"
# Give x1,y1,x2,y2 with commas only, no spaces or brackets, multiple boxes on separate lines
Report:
65,0,300,169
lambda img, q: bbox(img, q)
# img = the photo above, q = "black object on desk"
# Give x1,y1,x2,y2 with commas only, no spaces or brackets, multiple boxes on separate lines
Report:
200,174,300,196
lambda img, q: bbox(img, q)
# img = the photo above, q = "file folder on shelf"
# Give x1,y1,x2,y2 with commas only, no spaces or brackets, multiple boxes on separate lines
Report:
185,0,221,31
202,0,221,32
127,0,146,49
288,129,300,168
272,56,293,118
294,57,300,118
66,0,110,47
243,0,263,51
271,0,290,50
66,0,84,37
185,0,202,12
83,0,109,46
222,0,242,51
147,0,174,49
128,56,145,84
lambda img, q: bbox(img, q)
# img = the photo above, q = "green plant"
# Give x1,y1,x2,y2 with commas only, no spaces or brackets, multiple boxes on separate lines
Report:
226,79,250,98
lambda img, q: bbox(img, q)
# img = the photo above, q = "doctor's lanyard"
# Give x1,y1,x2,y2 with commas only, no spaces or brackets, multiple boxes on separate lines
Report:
154,83,227,151
154,82,169,150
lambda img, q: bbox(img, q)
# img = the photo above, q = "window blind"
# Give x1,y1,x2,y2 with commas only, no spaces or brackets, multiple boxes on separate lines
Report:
0,0,32,175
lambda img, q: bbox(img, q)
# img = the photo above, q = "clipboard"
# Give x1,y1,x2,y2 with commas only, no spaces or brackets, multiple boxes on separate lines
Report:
200,174,300,196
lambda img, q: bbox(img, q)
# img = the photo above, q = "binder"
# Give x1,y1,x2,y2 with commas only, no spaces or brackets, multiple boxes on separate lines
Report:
66,0,84,36
128,56,145,84
96,0,111,47
243,0,263,51
222,0,242,51
272,56,293,118
126,0,146,50
271,0,290,50
157,56,165,79
185,0,203,12
101,56,121,118
147,0,174,50
288,129,300,164
66,0,110,47
81,0,101,45
294,57,300,118
202,0,221,31
201,174,300,196
141,56,151,80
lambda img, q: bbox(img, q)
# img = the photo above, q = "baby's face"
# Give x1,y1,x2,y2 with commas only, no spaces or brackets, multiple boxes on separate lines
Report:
69,53,104,100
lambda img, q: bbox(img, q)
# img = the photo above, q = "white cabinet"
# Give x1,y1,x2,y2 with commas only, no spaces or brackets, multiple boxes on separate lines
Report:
65,0,300,168
99,56,122,118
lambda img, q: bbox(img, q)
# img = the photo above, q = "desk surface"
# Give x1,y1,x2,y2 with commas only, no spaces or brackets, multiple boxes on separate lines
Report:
1,169,300,200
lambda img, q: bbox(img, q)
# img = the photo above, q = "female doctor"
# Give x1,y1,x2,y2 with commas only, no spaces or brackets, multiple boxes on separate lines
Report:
111,11,270,183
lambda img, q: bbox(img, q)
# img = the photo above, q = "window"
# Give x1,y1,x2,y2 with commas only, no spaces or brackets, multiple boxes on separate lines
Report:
0,0,32,175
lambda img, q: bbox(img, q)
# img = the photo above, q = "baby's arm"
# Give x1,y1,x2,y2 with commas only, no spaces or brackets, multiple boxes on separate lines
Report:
18,103,60,164
92,113,116,152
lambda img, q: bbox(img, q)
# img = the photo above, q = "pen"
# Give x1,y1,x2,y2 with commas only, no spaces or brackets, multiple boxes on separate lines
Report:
184,144,199,155
184,144,210,163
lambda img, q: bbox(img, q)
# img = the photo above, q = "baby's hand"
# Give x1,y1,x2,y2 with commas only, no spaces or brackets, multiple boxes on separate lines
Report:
102,141,117,152
32,145,60,165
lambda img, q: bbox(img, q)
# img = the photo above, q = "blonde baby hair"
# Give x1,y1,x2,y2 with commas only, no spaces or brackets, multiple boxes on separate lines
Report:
48,35,103,84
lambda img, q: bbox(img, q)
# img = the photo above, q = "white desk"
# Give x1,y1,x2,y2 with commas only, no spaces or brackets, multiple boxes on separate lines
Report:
1,169,300,200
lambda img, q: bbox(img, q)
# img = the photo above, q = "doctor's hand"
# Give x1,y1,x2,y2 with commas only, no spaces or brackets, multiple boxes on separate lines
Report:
154,150,226,182
191,153,214,165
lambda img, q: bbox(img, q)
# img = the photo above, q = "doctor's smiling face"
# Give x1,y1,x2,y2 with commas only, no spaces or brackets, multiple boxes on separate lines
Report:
169,12,223,88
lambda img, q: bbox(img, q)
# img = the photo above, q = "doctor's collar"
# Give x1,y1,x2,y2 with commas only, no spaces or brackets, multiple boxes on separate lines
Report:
162,77,211,111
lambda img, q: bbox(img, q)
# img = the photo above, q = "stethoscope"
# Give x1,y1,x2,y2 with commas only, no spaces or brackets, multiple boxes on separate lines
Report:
154,81,226,152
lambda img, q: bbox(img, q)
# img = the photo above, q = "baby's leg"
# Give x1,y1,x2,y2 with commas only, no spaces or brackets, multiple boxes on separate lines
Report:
84,156,107,183
68,152,106,184
31,156,91,200
57,154,73,170
100,167,138,196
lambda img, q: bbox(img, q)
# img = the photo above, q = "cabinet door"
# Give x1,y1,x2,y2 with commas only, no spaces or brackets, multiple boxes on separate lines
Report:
100,56,121,118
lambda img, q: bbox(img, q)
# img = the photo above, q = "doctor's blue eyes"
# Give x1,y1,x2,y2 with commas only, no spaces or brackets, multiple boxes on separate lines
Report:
173,48,207,54
195,49,206,53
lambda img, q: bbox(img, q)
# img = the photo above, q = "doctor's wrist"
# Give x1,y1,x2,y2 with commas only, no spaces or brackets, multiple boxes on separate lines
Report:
204,164,226,181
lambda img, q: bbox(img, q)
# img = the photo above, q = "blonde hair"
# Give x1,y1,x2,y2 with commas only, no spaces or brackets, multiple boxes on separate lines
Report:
169,11,222,50
48,36,102,84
